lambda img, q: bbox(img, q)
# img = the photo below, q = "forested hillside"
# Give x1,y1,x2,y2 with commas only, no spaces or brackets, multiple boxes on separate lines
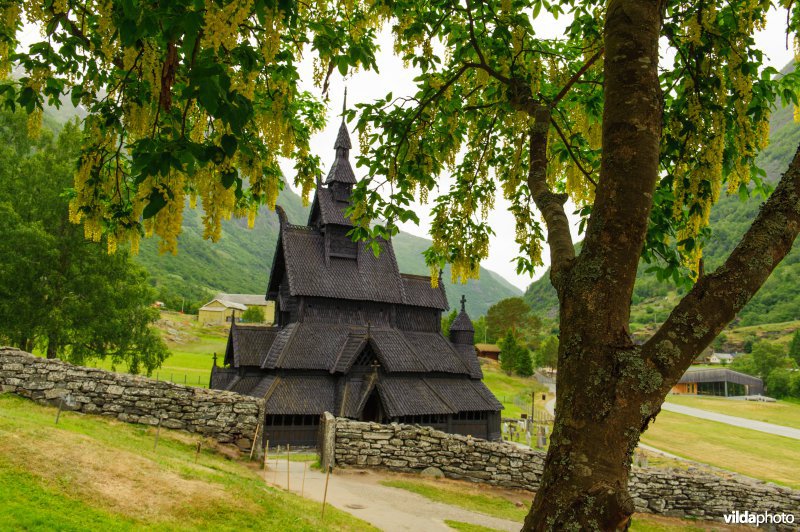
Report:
525,65,800,328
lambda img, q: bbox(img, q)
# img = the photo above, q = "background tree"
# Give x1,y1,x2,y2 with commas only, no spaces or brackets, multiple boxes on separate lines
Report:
789,330,800,365
0,110,168,373
515,347,534,377
731,340,796,386
8,0,800,527
498,330,521,374
766,369,792,398
791,372,800,398
536,335,559,371
486,297,541,340
472,315,491,344
441,309,458,337
743,336,757,354
750,341,795,380
712,333,728,351
241,306,265,323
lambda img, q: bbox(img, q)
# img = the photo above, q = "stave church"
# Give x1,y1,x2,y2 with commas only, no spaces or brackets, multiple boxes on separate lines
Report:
210,116,502,447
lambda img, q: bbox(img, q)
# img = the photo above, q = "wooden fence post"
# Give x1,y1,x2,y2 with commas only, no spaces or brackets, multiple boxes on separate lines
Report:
153,416,163,451
321,466,332,519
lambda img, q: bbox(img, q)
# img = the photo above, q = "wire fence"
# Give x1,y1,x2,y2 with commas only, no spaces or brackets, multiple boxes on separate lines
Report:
153,372,211,388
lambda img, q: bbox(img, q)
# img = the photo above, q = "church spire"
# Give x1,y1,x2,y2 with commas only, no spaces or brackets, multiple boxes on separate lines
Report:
325,87,356,186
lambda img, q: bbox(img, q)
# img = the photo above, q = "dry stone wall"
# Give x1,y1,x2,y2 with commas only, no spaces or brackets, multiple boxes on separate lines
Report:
0,348,263,451
330,418,800,526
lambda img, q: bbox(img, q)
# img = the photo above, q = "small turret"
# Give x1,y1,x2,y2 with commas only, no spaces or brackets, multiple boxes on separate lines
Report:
449,295,475,346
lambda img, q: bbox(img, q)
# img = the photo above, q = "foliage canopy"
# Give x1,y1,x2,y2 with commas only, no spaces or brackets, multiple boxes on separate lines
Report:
2,0,798,287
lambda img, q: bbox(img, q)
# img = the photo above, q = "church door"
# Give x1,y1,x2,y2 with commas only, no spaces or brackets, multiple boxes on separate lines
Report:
361,390,384,423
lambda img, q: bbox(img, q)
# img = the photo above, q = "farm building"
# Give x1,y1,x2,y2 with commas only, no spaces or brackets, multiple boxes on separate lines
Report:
670,368,764,397
214,293,275,324
210,119,502,446
197,299,247,325
198,294,275,325
475,343,501,361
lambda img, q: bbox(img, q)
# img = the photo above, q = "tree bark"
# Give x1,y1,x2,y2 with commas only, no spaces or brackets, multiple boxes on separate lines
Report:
525,0,665,528
46,333,58,359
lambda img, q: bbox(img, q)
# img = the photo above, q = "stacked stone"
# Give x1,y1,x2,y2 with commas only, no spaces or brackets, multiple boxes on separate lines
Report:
0,348,263,450
331,417,800,527
334,419,544,488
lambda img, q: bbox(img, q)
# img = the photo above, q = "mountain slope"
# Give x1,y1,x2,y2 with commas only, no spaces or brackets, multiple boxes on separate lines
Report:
136,190,521,316
524,68,800,327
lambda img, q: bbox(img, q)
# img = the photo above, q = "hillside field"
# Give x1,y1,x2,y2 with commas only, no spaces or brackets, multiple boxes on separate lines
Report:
0,395,372,531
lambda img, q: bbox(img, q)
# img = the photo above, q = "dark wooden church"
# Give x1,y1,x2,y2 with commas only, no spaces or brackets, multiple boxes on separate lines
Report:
210,119,502,447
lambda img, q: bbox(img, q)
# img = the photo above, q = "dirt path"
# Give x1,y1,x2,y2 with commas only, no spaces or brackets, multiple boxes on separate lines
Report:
263,458,523,531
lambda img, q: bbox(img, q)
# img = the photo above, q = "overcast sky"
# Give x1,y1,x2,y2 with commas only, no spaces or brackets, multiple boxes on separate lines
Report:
19,9,797,291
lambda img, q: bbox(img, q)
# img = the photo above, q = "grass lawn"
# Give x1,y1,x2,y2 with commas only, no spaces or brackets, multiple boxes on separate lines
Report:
480,361,551,419
665,394,800,429
81,311,226,387
0,394,374,531
384,477,731,531
445,521,502,531
640,410,800,488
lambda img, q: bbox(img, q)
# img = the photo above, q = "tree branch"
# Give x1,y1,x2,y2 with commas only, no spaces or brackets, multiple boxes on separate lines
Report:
527,106,575,285
550,117,597,187
643,143,800,381
551,47,604,106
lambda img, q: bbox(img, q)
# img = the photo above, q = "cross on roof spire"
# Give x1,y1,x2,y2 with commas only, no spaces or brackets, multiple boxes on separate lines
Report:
460,294,466,313
342,86,347,117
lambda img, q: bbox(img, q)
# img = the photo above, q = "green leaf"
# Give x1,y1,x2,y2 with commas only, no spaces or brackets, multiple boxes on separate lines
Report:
220,134,237,157
142,190,167,219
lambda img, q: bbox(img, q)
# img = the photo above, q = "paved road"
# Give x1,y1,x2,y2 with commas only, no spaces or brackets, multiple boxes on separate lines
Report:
263,459,523,531
660,402,800,440
545,395,799,440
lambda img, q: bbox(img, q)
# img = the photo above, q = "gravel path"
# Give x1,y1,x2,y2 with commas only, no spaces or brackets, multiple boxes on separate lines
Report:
264,458,524,531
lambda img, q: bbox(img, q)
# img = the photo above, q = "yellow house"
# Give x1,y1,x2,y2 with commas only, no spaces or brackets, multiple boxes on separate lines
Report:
198,294,275,325
198,299,247,326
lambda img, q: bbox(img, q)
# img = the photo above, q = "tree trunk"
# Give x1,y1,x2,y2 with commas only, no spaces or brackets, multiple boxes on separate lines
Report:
46,333,58,359
525,0,666,528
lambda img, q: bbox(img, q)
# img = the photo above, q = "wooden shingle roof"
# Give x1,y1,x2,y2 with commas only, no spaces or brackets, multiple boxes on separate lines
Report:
227,324,477,378
378,376,455,417
226,325,279,367
312,187,353,227
263,375,337,415
401,274,449,310
279,225,408,304
325,121,356,185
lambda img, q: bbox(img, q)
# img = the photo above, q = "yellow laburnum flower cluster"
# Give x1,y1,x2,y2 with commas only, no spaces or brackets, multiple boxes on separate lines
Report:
672,2,770,277
794,36,800,123
0,3,20,79
202,0,254,51
430,205,489,286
